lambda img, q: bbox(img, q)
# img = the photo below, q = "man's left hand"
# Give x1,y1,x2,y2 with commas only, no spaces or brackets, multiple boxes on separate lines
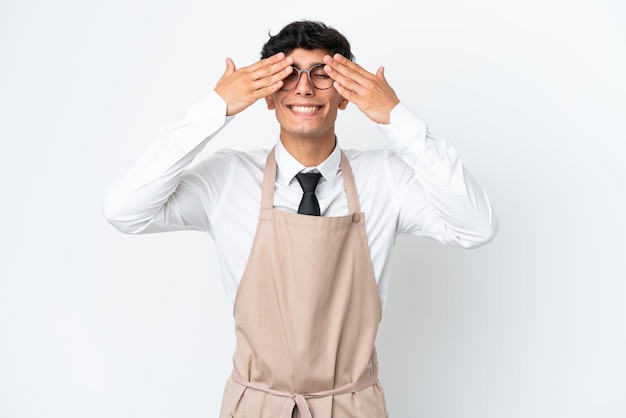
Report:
323,54,400,125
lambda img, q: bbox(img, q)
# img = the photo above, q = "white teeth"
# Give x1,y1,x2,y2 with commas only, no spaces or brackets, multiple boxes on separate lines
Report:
291,106,318,114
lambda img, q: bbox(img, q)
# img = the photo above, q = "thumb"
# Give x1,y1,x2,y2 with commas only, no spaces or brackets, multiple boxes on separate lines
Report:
223,57,236,76
376,66,385,79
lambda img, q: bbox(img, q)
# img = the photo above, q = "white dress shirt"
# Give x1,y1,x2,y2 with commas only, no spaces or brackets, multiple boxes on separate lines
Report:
103,91,498,308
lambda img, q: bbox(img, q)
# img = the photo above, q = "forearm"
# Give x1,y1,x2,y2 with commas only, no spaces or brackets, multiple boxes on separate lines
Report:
102,92,232,234
379,103,498,247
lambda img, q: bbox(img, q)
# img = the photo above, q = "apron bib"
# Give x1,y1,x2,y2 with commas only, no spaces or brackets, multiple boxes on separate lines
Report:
219,148,389,418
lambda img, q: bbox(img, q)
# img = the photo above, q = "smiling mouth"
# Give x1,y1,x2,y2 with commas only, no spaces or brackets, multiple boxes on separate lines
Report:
289,105,321,114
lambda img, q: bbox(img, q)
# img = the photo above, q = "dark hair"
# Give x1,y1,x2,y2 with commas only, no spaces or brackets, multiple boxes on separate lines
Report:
260,20,354,61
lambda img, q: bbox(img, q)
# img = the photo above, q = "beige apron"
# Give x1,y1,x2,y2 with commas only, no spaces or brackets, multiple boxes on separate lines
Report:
219,148,389,418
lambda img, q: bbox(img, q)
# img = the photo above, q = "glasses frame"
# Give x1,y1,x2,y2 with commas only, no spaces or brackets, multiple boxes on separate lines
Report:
280,64,334,91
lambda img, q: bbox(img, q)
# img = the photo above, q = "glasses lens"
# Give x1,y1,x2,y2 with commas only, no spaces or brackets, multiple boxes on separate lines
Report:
309,65,333,90
282,69,299,90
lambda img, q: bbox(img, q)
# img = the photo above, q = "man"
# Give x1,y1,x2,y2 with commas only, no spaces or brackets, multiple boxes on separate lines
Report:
104,20,498,418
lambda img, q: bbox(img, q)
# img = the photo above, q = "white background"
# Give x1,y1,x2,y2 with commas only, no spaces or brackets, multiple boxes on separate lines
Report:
1,0,625,417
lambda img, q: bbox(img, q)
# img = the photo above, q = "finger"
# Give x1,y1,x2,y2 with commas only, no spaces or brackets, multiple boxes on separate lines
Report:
326,53,370,79
250,64,292,93
261,56,294,81
324,55,371,90
332,80,358,103
249,52,291,75
325,63,367,95
248,54,293,87
254,80,287,97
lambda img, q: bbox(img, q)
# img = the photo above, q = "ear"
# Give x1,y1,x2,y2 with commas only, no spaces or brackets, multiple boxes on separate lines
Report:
338,96,349,110
265,96,275,110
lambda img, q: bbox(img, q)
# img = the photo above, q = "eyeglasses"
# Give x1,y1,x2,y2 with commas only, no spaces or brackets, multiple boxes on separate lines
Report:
280,64,334,91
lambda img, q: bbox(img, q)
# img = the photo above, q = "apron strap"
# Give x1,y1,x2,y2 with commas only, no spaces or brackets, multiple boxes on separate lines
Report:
339,151,361,214
261,147,362,214
261,148,278,210
231,369,379,418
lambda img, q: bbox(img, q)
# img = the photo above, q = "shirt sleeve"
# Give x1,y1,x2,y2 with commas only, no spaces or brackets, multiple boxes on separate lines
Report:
378,102,499,248
102,91,234,234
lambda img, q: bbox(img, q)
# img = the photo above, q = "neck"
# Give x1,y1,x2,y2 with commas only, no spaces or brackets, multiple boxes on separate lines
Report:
279,133,336,167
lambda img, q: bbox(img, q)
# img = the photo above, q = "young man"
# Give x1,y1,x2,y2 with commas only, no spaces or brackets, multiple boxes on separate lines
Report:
104,20,498,418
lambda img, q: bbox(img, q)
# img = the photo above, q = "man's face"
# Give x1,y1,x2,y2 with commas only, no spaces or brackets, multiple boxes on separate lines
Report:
266,48,348,143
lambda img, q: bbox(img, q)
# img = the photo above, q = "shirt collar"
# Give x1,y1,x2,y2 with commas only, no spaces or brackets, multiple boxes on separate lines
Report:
275,139,341,187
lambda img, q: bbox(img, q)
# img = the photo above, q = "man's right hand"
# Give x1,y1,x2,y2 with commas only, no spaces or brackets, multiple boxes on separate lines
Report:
214,53,294,116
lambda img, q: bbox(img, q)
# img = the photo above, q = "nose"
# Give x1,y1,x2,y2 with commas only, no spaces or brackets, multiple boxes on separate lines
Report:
294,71,314,96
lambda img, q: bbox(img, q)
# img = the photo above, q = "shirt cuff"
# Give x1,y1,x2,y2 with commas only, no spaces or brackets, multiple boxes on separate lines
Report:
378,102,430,157
184,91,232,127
158,91,233,155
